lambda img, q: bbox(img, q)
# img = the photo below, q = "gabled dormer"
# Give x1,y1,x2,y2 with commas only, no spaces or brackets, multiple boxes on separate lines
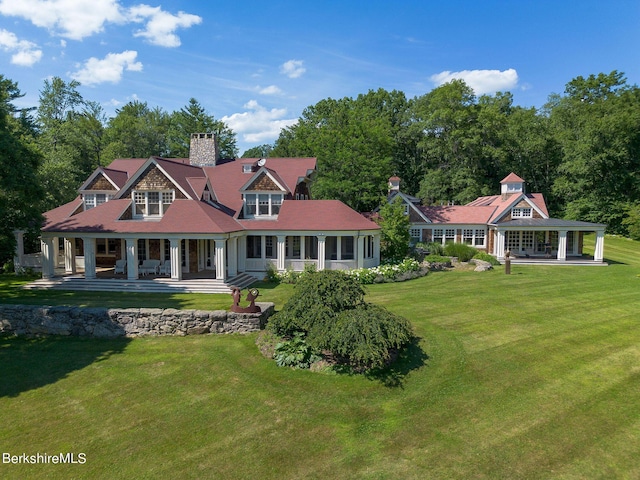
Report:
115,158,192,220
239,166,287,219
78,168,121,211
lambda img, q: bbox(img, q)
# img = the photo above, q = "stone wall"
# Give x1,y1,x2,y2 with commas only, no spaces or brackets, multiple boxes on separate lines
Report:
0,303,274,338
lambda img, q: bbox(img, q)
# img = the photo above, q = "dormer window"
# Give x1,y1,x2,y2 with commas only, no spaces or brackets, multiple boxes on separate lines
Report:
242,164,253,173
133,190,174,218
243,193,283,218
512,207,532,218
84,193,112,210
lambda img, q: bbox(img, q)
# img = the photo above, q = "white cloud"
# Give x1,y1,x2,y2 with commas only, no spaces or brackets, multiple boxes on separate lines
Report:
429,69,519,95
280,59,305,79
258,85,282,95
222,100,297,144
0,28,42,66
70,50,142,86
0,1,201,46
128,5,202,47
0,0,125,40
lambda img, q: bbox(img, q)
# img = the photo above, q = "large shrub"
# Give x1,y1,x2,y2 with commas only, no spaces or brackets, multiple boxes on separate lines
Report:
443,242,478,262
267,270,413,371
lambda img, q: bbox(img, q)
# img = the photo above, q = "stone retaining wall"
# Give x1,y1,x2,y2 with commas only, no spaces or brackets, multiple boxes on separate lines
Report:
0,303,274,338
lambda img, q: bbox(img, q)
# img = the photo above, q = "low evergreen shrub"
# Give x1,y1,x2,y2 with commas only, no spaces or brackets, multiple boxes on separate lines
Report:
273,332,321,369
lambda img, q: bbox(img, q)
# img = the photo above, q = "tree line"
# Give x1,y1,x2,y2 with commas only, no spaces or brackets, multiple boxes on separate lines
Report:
1,70,639,266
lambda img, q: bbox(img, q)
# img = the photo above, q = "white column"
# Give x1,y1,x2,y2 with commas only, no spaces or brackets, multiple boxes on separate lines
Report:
277,235,286,271
238,236,246,272
170,238,182,280
215,239,226,281
64,238,76,274
228,236,237,277
594,230,605,262
337,235,342,261
317,235,326,270
41,236,55,279
373,234,381,266
557,230,567,261
13,230,24,270
495,231,506,259
83,237,96,280
357,235,365,269
300,235,306,262
125,238,138,280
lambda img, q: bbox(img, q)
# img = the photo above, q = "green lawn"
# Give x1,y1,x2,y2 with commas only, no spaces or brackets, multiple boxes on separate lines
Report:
1,235,639,479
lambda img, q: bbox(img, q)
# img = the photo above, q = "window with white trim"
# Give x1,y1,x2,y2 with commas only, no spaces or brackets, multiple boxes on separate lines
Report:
84,193,112,210
463,229,474,245
474,229,486,247
433,229,443,244
243,193,284,217
445,228,455,243
133,191,174,218
512,207,532,218
410,228,421,240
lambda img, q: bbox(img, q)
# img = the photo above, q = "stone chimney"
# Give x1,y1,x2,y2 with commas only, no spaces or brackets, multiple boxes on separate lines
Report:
189,133,219,167
388,176,401,193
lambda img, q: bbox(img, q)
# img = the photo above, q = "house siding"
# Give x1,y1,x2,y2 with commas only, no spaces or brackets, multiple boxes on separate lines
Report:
121,164,188,199
87,174,117,191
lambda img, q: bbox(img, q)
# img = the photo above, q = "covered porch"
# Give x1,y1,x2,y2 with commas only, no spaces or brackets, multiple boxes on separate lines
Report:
490,219,606,263
242,232,380,277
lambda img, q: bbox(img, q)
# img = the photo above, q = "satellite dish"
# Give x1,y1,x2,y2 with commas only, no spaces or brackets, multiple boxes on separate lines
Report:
257,158,266,167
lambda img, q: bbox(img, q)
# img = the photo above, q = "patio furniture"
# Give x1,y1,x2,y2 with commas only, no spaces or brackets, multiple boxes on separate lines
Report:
158,260,171,276
114,259,126,274
139,259,161,275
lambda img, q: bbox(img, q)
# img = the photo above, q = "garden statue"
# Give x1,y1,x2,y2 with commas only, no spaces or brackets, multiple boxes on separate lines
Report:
230,286,261,313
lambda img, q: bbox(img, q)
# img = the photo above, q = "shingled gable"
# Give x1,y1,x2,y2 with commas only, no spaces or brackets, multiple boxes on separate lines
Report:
239,167,288,193
79,167,121,192
113,157,199,201
488,192,549,224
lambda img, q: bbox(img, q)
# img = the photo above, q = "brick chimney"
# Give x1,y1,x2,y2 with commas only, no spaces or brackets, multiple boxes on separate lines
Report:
189,133,219,167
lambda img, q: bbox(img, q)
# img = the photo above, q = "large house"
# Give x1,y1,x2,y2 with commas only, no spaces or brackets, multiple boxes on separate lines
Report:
388,173,606,263
32,134,381,288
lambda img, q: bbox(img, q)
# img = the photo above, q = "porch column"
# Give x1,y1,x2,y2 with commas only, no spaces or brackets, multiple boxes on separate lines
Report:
125,238,138,280
594,229,605,262
373,234,381,265
317,235,326,271
13,230,24,271
41,236,55,279
237,236,246,272
170,238,182,280
495,231,506,259
64,238,76,274
300,235,305,262
83,237,96,280
337,235,342,261
215,239,226,281
276,236,286,271
228,236,238,277
357,235,365,269
557,230,568,261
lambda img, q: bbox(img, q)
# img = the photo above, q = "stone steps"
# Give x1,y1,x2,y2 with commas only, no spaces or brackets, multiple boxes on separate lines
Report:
23,272,257,294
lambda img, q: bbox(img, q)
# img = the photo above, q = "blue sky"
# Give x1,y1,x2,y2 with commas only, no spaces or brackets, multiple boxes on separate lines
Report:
1,0,639,154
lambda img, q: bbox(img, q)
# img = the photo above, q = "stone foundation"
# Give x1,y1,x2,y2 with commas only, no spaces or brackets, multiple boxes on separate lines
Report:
0,303,274,338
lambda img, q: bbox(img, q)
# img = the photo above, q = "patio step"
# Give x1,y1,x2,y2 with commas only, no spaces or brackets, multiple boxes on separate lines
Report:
23,272,257,294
